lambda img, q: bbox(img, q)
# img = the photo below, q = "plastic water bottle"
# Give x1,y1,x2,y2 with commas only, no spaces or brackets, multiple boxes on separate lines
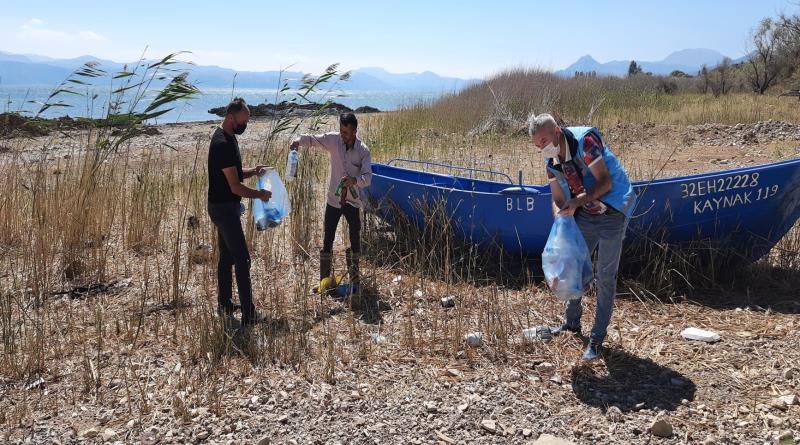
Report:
285,150,299,182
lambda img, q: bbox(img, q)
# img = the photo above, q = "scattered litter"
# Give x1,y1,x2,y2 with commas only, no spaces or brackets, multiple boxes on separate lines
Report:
523,326,552,343
25,377,45,391
464,332,483,347
681,327,720,343
440,296,456,308
369,333,387,344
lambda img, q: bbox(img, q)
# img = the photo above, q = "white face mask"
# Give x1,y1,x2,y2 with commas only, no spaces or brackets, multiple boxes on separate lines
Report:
541,141,559,158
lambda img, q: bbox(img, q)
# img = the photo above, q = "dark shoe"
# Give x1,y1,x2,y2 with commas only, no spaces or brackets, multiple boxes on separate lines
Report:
551,323,581,336
582,340,602,361
242,310,268,326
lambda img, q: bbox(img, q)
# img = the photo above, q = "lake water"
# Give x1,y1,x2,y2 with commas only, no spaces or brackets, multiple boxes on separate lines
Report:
0,85,443,123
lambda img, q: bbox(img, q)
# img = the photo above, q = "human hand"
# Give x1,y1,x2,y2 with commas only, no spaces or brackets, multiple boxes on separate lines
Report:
342,176,357,187
557,198,581,216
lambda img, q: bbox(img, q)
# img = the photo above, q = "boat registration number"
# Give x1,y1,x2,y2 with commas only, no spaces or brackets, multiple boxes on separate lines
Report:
679,172,780,215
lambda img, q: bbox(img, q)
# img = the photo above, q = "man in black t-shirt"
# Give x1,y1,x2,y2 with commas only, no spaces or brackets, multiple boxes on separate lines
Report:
207,97,271,325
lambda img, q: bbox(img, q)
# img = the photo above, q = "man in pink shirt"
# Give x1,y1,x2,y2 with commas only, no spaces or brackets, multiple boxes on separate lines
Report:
290,112,372,292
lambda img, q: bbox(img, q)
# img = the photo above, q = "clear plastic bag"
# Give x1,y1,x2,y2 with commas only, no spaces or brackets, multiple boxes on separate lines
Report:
541,216,594,301
253,169,290,230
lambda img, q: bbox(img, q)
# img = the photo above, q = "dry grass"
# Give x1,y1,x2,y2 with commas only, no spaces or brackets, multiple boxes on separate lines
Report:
1,68,799,443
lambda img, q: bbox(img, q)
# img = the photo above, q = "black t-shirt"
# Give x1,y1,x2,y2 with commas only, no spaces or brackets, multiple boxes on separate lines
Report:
207,127,243,203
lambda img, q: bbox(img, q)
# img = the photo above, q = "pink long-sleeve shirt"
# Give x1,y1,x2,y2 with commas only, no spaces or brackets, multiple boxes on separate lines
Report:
296,132,373,209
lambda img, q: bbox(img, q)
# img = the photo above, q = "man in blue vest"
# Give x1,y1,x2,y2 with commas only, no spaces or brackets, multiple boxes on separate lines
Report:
529,113,636,360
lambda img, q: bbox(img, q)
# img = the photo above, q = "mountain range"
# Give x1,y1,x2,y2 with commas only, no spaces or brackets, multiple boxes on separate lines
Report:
555,48,748,77
0,48,752,92
0,51,477,92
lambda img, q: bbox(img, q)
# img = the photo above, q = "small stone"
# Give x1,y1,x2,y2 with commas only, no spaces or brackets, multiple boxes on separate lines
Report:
502,406,514,415
480,419,496,434
784,368,795,380
778,394,798,406
606,406,623,422
522,428,533,437
777,430,795,444
423,401,438,413
771,398,789,411
257,438,271,445
702,436,715,445
536,362,556,372
196,430,209,440
79,428,99,439
354,417,366,426
649,417,673,437
766,414,784,427
457,403,469,412
445,368,461,378
126,419,138,429
101,428,117,441
277,415,289,424
530,434,577,445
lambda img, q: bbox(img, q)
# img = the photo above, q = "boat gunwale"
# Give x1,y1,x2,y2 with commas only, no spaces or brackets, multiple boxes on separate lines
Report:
370,157,800,196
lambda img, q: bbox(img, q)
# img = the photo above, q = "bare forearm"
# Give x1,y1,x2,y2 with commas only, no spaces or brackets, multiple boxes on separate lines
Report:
231,183,262,199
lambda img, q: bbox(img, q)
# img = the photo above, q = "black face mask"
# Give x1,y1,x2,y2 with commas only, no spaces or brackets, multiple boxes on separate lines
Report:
234,121,247,135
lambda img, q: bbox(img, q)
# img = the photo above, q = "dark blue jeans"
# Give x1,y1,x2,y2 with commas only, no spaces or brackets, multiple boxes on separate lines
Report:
208,201,255,321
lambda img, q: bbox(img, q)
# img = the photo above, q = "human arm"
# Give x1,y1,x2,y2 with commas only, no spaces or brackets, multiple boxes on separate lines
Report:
223,167,272,200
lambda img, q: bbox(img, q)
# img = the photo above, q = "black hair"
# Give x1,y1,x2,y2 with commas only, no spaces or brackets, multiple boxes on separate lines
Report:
225,97,248,115
339,112,358,129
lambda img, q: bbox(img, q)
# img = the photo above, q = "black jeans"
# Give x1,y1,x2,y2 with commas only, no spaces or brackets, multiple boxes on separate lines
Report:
322,203,361,253
208,201,255,320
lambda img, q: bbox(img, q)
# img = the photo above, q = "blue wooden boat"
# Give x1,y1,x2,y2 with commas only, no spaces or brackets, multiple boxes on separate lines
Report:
365,158,800,264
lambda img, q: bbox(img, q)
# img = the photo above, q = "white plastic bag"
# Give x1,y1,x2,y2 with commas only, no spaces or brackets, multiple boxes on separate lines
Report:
252,169,290,230
541,216,594,301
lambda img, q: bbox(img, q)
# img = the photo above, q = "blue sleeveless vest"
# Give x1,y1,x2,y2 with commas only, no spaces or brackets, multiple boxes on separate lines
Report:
546,126,636,218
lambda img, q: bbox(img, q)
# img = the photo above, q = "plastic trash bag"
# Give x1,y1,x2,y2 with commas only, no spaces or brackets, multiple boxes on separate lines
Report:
253,168,290,230
541,216,594,301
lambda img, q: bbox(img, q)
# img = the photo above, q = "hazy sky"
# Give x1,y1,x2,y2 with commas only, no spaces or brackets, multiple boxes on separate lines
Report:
0,0,796,78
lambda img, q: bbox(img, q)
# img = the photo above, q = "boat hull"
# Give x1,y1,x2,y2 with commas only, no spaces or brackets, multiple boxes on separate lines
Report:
365,158,800,264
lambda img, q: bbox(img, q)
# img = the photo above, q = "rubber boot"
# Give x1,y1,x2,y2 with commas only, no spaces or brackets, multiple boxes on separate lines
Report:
345,248,360,294
320,250,332,281
315,250,335,295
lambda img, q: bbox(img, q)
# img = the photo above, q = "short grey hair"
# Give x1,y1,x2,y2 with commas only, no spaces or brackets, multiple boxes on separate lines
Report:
527,113,557,137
